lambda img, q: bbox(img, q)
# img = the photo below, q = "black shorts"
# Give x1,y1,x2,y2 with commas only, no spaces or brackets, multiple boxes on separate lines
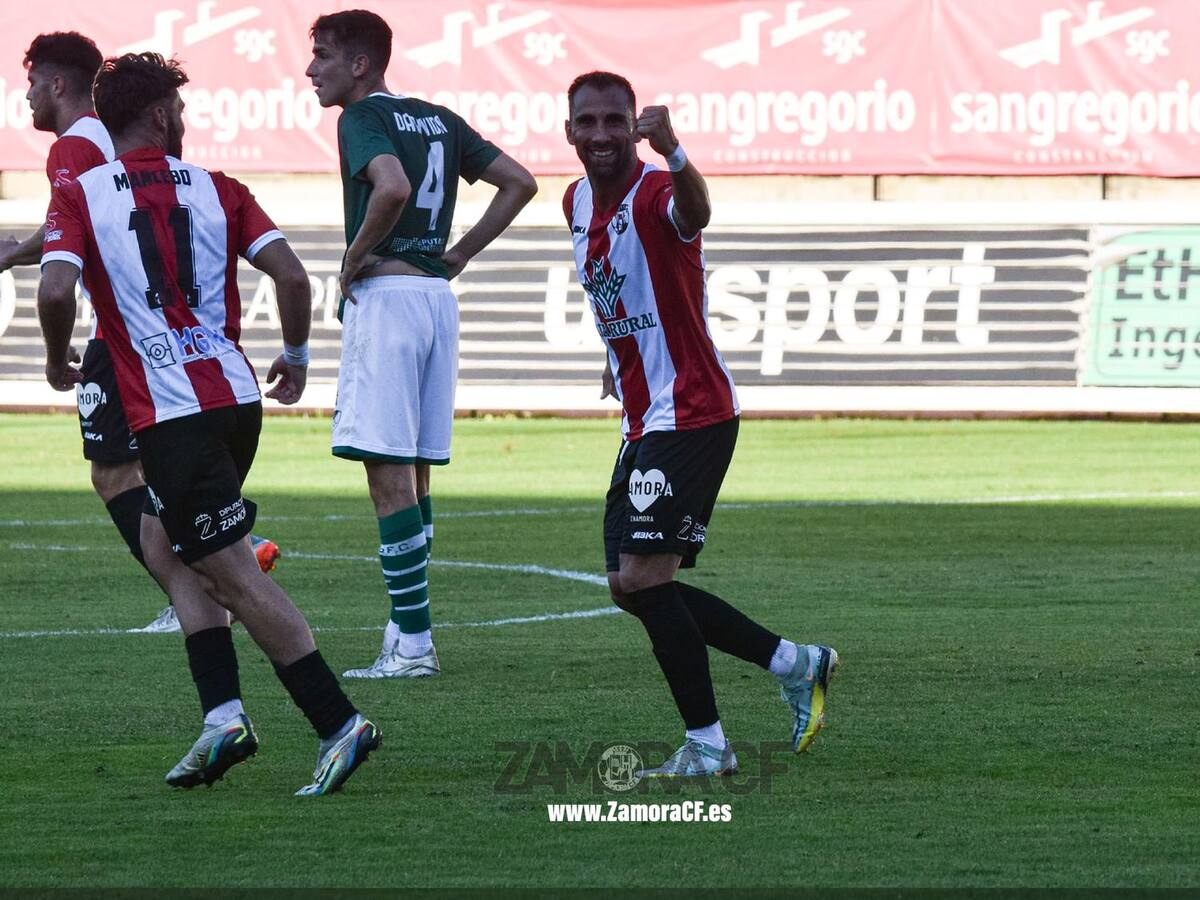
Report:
137,403,261,565
603,416,739,573
77,339,138,464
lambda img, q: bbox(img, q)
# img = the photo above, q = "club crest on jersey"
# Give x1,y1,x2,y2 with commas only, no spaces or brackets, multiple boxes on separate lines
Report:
611,204,630,235
581,258,626,320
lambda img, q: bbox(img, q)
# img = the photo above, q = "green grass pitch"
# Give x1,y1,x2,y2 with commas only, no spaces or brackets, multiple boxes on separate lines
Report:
0,413,1198,888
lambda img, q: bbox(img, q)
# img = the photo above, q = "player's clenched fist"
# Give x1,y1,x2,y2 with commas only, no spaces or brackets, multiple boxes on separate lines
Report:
635,106,680,157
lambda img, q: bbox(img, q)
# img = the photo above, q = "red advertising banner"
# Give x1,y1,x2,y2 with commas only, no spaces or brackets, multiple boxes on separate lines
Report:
0,0,1197,175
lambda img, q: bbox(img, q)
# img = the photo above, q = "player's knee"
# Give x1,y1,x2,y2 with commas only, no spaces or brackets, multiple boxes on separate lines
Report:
607,572,635,611
615,568,671,600
90,460,142,502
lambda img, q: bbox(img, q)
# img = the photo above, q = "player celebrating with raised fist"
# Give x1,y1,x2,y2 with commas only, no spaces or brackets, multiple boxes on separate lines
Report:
562,71,839,776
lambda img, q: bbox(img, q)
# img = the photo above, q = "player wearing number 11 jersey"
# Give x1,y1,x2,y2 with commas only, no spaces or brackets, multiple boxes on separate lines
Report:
39,52,378,795
306,10,536,679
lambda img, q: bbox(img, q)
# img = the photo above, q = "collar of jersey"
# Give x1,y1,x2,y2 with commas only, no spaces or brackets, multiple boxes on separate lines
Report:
118,146,169,162
368,91,407,99
593,159,645,219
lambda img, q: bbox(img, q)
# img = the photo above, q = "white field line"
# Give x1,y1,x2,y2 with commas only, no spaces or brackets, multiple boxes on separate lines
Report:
0,607,623,640
1,491,1198,530
0,542,616,639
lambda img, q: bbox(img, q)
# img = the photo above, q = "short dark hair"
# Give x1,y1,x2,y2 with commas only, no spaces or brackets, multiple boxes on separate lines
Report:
568,71,636,116
310,10,392,74
23,32,103,95
93,53,189,134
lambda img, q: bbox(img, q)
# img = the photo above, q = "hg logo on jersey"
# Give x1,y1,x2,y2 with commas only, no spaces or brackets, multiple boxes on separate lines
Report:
141,327,235,369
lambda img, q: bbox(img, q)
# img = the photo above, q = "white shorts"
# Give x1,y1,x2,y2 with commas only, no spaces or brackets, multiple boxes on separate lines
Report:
332,275,459,465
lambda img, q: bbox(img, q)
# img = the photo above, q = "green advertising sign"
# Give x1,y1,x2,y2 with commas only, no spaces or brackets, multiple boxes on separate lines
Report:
1085,228,1200,386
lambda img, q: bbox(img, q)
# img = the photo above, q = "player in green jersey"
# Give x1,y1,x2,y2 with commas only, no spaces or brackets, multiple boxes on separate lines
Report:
306,9,537,678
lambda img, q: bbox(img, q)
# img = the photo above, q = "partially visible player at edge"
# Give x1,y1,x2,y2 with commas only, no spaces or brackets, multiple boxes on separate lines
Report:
306,10,537,679
37,52,379,795
562,71,839,776
0,32,280,637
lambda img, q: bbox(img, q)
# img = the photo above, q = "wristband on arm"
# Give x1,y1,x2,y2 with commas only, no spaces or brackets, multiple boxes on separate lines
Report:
283,342,310,367
665,144,688,172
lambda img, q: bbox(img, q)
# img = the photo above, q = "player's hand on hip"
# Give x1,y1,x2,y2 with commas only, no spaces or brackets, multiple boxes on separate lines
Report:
635,106,680,158
442,246,467,280
45,346,82,391
265,355,307,405
339,251,369,306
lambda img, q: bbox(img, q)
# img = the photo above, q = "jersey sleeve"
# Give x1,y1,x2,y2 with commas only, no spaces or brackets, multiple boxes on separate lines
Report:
45,137,106,189
451,111,502,184
41,184,88,271
562,181,578,228
213,173,285,261
640,170,700,244
339,104,399,182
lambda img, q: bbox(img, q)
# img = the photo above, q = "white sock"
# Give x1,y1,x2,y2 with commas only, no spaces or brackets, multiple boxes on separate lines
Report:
685,720,727,748
383,619,401,651
204,698,244,727
396,628,433,657
769,639,800,676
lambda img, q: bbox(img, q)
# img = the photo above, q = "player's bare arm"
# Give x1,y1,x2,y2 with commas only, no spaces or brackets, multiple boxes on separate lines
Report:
36,258,82,390
635,105,710,236
442,154,537,279
254,240,311,405
340,153,411,304
0,226,47,272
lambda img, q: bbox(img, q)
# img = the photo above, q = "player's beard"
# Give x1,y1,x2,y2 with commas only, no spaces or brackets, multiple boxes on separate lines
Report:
31,105,54,133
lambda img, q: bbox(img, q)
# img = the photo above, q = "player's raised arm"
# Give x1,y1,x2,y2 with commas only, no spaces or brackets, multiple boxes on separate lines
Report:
36,258,82,390
251,239,312,405
341,154,411,302
635,105,710,237
442,154,537,279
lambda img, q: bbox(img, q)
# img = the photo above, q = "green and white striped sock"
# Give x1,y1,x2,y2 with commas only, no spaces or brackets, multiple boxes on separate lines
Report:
419,494,433,559
378,506,431,652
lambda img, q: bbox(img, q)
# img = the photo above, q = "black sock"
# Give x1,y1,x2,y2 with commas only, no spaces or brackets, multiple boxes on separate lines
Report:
184,626,241,717
105,485,149,568
626,582,718,730
274,650,357,740
676,581,781,670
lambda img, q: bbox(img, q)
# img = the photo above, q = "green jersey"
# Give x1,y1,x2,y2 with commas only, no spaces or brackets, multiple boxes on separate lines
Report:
337,92,501,279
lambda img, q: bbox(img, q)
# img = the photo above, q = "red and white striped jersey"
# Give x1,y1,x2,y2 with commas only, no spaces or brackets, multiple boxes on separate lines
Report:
46,115,115,339
564,161,738,440
46,114,113,189
42,147,284,431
